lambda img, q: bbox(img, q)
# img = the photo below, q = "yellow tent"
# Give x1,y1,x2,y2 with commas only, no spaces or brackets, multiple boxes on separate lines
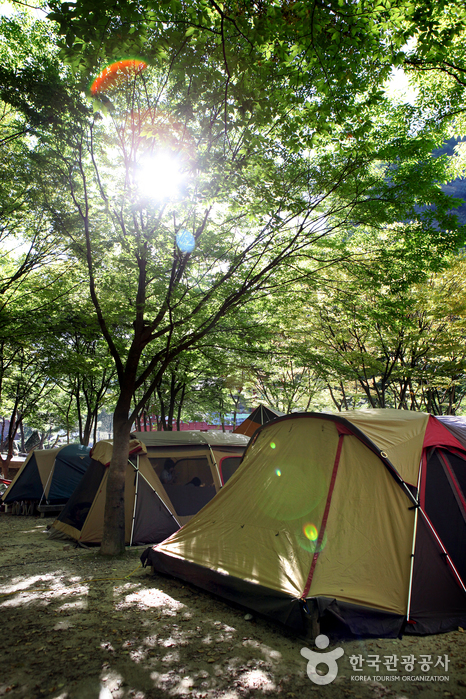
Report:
143,410,466,636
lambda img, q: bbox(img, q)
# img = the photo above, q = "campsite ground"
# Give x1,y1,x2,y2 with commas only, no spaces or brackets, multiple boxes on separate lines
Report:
0,516,465,699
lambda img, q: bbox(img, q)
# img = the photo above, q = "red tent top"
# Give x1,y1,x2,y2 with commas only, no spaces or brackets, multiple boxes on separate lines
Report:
423,415,466,452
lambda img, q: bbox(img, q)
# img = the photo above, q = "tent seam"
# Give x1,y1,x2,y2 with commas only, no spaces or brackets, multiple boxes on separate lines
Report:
300,432,344,599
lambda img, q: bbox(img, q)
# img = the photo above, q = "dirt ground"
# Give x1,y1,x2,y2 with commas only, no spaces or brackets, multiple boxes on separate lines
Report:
1,515,466,699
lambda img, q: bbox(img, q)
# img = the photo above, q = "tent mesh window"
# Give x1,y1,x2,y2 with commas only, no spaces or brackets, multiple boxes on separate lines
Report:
149,456,216,516
219,456,242,484
59,461,106,531
425,450,466,585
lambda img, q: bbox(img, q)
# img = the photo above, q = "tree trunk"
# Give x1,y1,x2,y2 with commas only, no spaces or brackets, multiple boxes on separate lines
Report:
19,419,25,452
176,384,186,431
65,395,74,445
327,383,342,411
82,417,92,447
76,379,83,444
100,400,132,556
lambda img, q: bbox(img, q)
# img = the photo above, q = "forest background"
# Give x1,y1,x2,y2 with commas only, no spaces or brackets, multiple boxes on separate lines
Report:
2,0,466,552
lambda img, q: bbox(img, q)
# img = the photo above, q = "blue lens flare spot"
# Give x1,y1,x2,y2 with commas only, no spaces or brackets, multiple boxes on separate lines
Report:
176,229,195,253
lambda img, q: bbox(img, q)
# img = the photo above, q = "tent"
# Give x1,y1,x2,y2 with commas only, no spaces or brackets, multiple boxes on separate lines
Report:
132,429,249,487
1,444,92,507
48,431,249,545
143,410,466,637
233,405,283,438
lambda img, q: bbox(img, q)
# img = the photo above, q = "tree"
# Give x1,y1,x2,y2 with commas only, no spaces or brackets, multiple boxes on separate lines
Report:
412,259,466,414
280,221,466,413
7,2,466,554
0,11,90,293
0,339,57,476
44,302,118,445
0,12,98,470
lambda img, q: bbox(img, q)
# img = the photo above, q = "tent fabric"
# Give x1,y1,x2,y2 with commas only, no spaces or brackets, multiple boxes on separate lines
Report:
422,415,465,451
44,445,93,502
2,452,44,503
421,449,466,585
48,432,248,545
132,431,248,447
337,409,430,485
1,444,91,505
437,415,466,448
233,405,283,438
91,439,147,466
57,460,107,533
144,410,466,637
408,514,466,635
131,475,180,545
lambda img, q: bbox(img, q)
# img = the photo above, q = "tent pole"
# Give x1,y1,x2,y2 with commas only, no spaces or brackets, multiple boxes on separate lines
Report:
207,444,222,488
40,460,55,507
129,457,139,547
406,508,418,622
406,455,424,622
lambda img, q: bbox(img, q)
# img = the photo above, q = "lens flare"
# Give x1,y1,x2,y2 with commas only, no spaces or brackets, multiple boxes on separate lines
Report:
275,469,281,477
126,108,196,163
270,442,276,449
176,229,195,253
137,153,185,200
90,59,147,95
297,523,327,554
303,523,318,541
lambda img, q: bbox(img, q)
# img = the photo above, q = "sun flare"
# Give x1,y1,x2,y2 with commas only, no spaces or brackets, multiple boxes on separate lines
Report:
136,153,186,200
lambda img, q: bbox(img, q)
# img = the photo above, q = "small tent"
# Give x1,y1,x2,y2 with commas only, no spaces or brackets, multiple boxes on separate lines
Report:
1,444,92,507
143,410,466,637
233,405,283,438
49,431,249,545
